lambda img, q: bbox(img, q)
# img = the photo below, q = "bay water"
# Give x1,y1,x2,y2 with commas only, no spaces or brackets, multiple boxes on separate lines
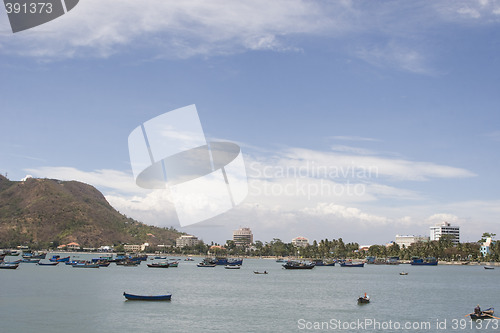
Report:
0,255,499,332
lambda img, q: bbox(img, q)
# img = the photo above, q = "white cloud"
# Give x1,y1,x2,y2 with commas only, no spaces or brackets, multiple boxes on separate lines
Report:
25,166,142,194
2,1,500,74
355,42,430,74
277,147,476,181
301,203,389,224
23,142,488,243
1,0,336,59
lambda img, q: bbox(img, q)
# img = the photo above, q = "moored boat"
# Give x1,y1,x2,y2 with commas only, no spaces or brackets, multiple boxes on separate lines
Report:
147,262,170,268
72,262,99,268
399,272,408,275
49,255,70,263
123,292,171,301
3,259,22,265
197,262,216,267
38,261,59,266
0,263,19,269
22,252,47,259
254,271,268,274
282,261,315,269
340,261,364,267
225,265,241,269
484,266,495,270
410,257,437,266
22,258,41,263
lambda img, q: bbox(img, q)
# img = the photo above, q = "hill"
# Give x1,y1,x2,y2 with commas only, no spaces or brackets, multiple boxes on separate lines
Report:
0,175,182,249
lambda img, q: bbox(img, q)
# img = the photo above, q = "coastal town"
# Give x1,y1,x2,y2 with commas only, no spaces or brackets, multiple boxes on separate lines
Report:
3,222,498,266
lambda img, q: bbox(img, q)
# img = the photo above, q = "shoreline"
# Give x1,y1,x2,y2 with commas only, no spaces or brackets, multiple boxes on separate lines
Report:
24,251,500,266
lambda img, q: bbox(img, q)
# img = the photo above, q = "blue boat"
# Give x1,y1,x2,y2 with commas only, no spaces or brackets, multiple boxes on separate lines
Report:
411,257,438,266
123,292,171,301
49,256,70,262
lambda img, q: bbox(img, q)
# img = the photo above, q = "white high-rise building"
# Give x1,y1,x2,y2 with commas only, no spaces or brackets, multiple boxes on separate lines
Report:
233,227,253,247
176,235,201,248
430,221,460,244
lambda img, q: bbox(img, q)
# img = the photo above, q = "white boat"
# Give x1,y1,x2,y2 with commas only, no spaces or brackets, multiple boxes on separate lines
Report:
224,265,241,269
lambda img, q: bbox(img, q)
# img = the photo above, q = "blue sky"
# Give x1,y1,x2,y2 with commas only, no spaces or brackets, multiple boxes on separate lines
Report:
1,1,500,245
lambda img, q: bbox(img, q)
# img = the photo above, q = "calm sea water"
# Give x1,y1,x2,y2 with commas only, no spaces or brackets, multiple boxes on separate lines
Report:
0,255,499,333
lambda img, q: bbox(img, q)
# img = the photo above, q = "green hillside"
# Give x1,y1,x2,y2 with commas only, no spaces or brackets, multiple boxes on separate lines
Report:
0,175,182,249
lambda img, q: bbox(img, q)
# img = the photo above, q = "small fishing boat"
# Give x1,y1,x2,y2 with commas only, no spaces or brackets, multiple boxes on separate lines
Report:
147,262,170,268
168,261,179,267
254,271,268,274
225,265,241,269
117,260,140,266
49,256,70,263
470,308,495,320
340,261,364,268
22,258,41,263
38,261,59,266
184,257,194,261
123,292,171,301
358,294,370,304
358,296,370,304
399,272,408,275
410,257,438,266
3,259,22,265
22,252,47,259
313,259,335,266
484,266,495,270
154,256,167,260
197,262,216,267
0,263,19,269
72,262,99,268
282,261,315,269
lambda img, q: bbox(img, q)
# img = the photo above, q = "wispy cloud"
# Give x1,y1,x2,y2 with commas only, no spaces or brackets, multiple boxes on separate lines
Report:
25,166,142,194
2,1,500,74
355,42,431,74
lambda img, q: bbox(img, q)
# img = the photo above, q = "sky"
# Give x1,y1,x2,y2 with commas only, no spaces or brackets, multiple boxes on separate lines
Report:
1,0,500,245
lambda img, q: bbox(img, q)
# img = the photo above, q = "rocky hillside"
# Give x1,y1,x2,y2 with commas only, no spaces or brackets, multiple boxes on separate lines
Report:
0,175,182,248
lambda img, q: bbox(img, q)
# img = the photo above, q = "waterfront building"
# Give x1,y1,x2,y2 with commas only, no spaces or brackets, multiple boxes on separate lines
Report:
481,237,495,256
430,221,460,244
291,236,309,248
395,235,430,248
56,242,81,251
233,227,253,247
176,235,201,248
124,244,142,252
